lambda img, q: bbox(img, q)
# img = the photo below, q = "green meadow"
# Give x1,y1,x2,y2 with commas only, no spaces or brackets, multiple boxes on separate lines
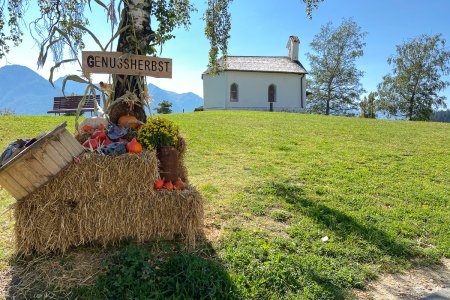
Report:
0,111,449,299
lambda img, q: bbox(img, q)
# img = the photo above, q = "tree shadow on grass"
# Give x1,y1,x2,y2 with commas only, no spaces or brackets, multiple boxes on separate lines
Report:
269,182,417,260
219,181,422,299
6,238,239,299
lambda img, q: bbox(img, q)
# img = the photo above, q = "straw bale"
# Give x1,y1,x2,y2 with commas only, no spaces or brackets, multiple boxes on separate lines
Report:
175,136,189,183
14,151,203,255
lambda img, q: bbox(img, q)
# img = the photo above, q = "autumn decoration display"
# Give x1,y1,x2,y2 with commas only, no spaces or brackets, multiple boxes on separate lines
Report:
73,115,188,191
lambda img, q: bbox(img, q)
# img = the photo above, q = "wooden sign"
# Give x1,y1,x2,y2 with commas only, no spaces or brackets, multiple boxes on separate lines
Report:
82,51,172,78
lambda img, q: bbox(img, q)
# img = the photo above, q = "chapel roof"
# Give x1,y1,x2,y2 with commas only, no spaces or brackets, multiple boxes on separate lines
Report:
203,56,307,75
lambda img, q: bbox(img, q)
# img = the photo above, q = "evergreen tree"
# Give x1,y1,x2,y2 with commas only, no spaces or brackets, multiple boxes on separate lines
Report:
156,100,173,114
359,92,377,118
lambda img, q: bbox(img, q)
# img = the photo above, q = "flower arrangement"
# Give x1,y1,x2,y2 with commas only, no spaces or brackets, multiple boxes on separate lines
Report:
137,117,179,150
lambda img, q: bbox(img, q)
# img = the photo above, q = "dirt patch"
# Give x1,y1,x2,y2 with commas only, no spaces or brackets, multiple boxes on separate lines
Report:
203,219,223,244
356,259,450,299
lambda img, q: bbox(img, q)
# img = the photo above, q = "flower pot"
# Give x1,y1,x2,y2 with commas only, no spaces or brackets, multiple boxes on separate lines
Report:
156,146,179,182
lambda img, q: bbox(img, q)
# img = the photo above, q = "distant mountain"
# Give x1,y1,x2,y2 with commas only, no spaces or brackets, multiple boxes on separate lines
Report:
0,65,58,115
147,83,203,113
0,65,203,115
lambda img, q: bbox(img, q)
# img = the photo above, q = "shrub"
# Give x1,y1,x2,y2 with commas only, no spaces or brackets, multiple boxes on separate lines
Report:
137,117,179,150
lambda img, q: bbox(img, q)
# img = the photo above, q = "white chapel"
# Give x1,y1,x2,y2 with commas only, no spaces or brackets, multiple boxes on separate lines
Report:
202,36,307,112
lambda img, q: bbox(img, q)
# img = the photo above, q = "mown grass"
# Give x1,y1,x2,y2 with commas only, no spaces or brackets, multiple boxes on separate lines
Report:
0,111,449,299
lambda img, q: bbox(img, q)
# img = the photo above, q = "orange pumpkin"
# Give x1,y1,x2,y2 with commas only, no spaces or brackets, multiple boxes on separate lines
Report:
118,115,139,128
126,138,143,153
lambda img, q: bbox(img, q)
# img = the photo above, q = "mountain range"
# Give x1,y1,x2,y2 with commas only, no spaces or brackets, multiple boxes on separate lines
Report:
0,65,203,115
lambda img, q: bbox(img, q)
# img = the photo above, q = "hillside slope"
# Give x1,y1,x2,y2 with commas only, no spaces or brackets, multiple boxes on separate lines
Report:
0,111,449,299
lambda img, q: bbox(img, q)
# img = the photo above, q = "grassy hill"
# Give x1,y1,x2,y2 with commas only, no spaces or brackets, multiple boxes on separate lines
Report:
0,111,449,299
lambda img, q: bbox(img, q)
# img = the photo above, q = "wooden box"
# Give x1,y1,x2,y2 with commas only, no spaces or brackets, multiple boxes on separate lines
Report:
0,122,82,200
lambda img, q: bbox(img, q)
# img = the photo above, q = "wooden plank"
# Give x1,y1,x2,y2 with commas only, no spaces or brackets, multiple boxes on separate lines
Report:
50,138,74,163
60,131,83,157
50,131,82,163
82,51,172,78
31,150,60,176
0,172,24,199
49,96,100,114
45,142,71,168
48,109,95,113
31,141,62,175
7,166,35,194
24,156,53,186
13,160,43,189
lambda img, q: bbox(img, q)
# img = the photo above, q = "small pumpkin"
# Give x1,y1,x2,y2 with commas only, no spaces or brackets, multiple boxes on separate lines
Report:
174,178,186,191
163,181,174,191
126,138,143,153
80,125,94,133
118,115,140,128
154,178,165,190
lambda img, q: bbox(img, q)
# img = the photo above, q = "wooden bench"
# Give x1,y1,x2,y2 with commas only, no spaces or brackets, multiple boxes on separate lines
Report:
47,95,101,115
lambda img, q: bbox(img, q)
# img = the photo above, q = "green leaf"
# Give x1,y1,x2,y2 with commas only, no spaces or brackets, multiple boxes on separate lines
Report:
61,75,89,97
75,86,91,131
49,59,78,86
87,0,108,12
93,0,108,10
104,25,130,51
38,38,63,67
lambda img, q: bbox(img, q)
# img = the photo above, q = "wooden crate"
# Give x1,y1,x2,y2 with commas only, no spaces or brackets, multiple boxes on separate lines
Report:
0,122,83,200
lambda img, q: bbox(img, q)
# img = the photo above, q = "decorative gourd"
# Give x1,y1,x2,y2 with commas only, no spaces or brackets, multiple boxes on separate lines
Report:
118,115,140,128
163,181,174,191
154,178,165,190
78,117,108,131
174,178,186,191
80,125,94,133
126,138,143,153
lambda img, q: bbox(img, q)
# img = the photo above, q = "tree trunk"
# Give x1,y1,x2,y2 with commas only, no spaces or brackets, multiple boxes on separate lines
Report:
109,0,154,125
325,82,332,115
408,95,415,120
326,91,331,115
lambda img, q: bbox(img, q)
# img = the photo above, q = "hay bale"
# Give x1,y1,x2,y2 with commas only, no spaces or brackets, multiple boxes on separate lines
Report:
175,136,189,183
14,151,203,255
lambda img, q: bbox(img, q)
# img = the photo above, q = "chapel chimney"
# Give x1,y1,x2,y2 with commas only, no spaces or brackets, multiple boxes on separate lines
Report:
287,36,300,61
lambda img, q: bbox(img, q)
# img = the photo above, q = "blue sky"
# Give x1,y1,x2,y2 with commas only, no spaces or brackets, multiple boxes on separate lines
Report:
1,0,449,105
